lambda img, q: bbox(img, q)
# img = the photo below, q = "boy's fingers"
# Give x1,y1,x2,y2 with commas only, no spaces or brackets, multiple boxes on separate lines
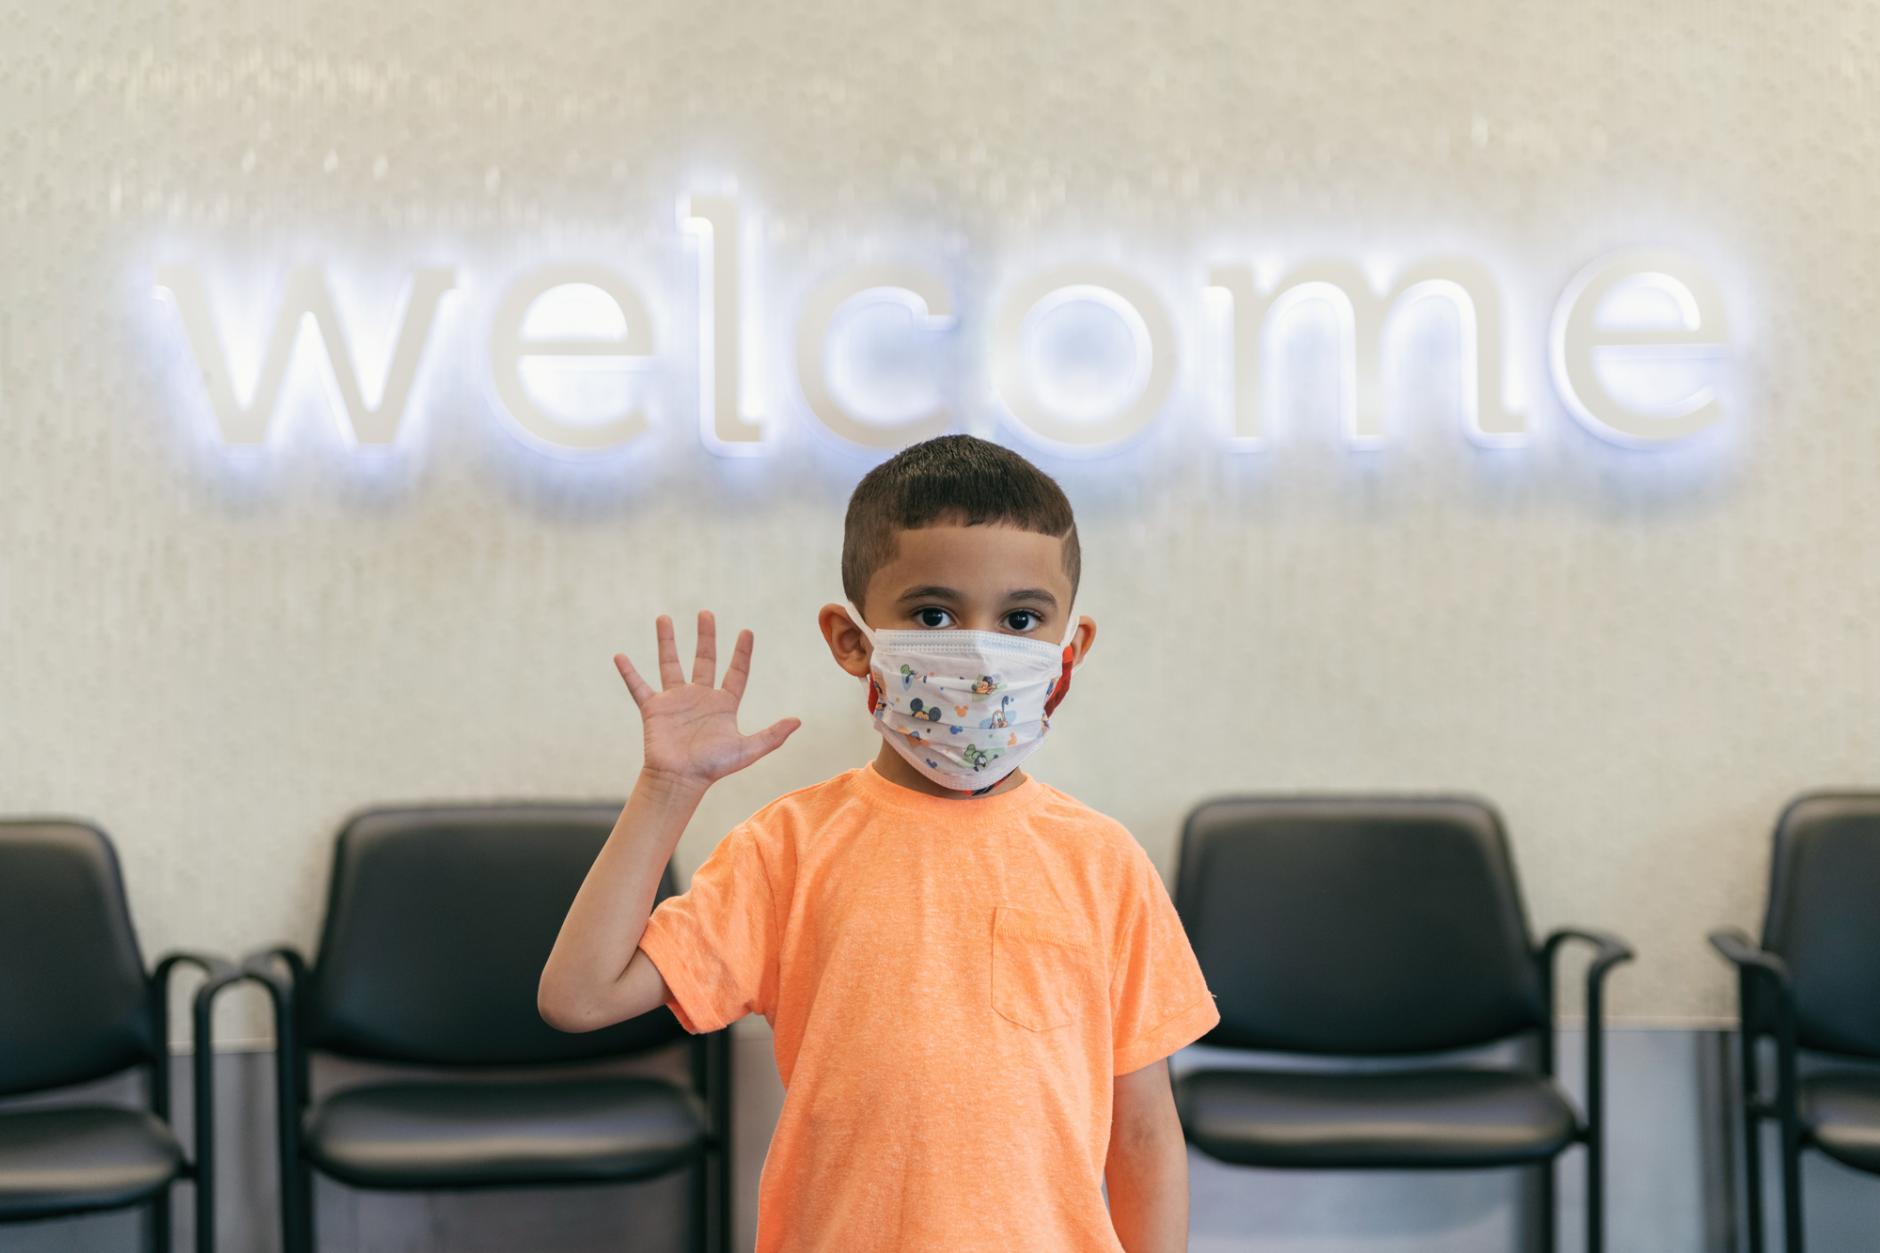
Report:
655,615,684,688
721,629,755,699
691,609,717,686
613,653,654,707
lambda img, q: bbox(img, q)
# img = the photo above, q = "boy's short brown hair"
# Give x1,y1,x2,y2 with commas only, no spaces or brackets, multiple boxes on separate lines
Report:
841,434,1081,609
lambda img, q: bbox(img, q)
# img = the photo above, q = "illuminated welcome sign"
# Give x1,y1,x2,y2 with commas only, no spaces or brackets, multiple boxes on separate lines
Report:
152,193,1733,458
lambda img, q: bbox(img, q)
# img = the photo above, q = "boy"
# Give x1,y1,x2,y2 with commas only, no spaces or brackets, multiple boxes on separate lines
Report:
539,434,1220,1252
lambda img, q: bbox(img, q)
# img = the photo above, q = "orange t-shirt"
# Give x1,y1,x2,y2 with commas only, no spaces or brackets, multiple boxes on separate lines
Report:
636,762,1222,1253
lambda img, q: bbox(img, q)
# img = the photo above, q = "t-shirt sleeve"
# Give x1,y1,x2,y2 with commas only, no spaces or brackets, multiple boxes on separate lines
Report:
636,820,779,1034
1110,842,1221,1075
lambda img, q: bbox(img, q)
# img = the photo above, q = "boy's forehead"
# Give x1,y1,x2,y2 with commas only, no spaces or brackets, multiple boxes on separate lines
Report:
868,523,1073,602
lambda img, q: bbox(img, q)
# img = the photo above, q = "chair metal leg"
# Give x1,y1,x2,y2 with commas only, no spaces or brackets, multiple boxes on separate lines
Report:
1737,1022,1771,1253
1778,1119,1805,1253
1585,1140,1604,1253
1538,1158,1556,1253
1742,1112,1765,1253
690,1150,709,1253
273,1141,316,1253
703,1025,733,1253
289,1161,317,1253
149,1191,172,1253
718,1142,733,1253
273,1084,314,1253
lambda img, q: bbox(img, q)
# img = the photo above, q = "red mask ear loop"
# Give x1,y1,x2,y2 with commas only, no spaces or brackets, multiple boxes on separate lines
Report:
1043,645,1074,716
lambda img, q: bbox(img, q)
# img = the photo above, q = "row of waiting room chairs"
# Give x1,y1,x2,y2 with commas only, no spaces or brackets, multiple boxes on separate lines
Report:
1,793,1875,1253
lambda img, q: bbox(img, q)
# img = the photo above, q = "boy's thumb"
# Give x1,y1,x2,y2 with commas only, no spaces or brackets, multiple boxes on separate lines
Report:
753,716,801,756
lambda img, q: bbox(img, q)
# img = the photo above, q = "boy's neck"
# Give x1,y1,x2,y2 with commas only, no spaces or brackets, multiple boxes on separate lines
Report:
869,743,1029,800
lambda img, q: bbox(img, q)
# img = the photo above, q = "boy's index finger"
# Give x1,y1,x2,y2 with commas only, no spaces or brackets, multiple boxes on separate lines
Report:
691,609,718,686
655,615,685,688
721,628,755,700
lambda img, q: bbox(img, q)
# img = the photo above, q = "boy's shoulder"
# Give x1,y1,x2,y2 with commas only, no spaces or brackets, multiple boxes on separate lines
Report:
724,767,870,846
1025,777,1153,863
741,766,867,820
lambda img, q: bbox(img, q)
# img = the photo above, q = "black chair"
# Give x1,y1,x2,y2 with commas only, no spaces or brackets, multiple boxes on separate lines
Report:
0,818,243,1252
1171,796,1633,1253
1710,791,1880,1253
242,802,729,1253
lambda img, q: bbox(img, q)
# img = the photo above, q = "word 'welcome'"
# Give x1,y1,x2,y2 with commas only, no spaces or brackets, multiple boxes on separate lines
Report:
153,195,1733,459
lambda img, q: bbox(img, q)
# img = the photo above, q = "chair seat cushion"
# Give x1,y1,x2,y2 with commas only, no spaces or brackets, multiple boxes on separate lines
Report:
1174,1067,1580,1169
0,1105,185,1221
1802,1072,1880,1174
303,1076,710,1188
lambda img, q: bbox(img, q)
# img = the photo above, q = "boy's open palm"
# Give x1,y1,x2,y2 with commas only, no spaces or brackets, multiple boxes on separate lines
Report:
614,611,801,788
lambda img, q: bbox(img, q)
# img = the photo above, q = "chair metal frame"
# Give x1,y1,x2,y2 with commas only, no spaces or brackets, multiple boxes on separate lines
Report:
0,818,247,1253
1535,927,1637,1253
1708,927,1806,1253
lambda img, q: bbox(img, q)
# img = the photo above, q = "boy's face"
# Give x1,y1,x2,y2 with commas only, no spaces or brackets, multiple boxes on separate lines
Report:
819,522,1095,680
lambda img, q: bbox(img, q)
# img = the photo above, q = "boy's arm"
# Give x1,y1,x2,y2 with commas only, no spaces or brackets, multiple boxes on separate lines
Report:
538,611,799,1033
1105,1058,1190,1253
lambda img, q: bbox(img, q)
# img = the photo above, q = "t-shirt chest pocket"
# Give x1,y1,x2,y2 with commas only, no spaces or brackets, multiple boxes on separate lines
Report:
989,904,1098,1032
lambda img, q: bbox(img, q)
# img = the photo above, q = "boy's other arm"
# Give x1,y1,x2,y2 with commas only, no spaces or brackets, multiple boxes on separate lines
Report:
1105,1058,1190,1253
538,611,799,1033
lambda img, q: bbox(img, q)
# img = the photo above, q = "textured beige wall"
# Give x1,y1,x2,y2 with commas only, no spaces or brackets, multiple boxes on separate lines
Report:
2,0,1876,1036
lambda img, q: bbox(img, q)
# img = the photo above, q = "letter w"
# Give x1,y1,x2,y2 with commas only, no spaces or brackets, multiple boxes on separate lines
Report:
154,266,455,445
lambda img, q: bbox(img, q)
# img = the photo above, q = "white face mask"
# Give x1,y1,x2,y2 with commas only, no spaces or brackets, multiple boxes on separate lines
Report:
844,600,1080,793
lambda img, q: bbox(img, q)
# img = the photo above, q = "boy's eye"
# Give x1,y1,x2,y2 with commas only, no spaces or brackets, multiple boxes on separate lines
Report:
1004,610,1039,632
914,607,953,628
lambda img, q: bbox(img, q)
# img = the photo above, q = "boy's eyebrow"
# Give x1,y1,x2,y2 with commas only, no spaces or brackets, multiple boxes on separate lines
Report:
896,584,963,604
893,585,1061,609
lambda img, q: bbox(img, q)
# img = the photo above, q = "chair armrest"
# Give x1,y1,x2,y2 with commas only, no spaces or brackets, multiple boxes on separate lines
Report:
153,951,238,1031
148,951,241,1119
1539,926,1636,1033
1538,928,1635,1140
1708,928,1798,1039
242,944,310,989
1542,927,1636,987
154,950,237,983
1707,927,1794,1000
1707,926,1800,1114
241,947,312,1110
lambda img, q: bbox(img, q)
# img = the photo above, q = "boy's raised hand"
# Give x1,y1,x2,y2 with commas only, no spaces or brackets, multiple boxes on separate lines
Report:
614,610,801,790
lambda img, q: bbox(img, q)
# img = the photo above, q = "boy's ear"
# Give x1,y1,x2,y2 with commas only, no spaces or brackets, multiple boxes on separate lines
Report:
818,603,873,678
1068,615,1097,666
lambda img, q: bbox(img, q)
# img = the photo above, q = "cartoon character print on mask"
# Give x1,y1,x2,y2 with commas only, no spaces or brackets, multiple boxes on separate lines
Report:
907,699,945,723
961,742,1001,773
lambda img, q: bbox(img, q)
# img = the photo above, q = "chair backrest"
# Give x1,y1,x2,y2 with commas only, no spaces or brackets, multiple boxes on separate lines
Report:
305,802,687,1065
1176,795,1547,1055
0,820,157,1095
1759,792,1880,1058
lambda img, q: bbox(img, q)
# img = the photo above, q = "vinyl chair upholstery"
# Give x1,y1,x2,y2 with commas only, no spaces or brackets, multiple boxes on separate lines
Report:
1172,796,1632,1253
1710,792,1880,1253
243,803,728,1253
0,818,244,1251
